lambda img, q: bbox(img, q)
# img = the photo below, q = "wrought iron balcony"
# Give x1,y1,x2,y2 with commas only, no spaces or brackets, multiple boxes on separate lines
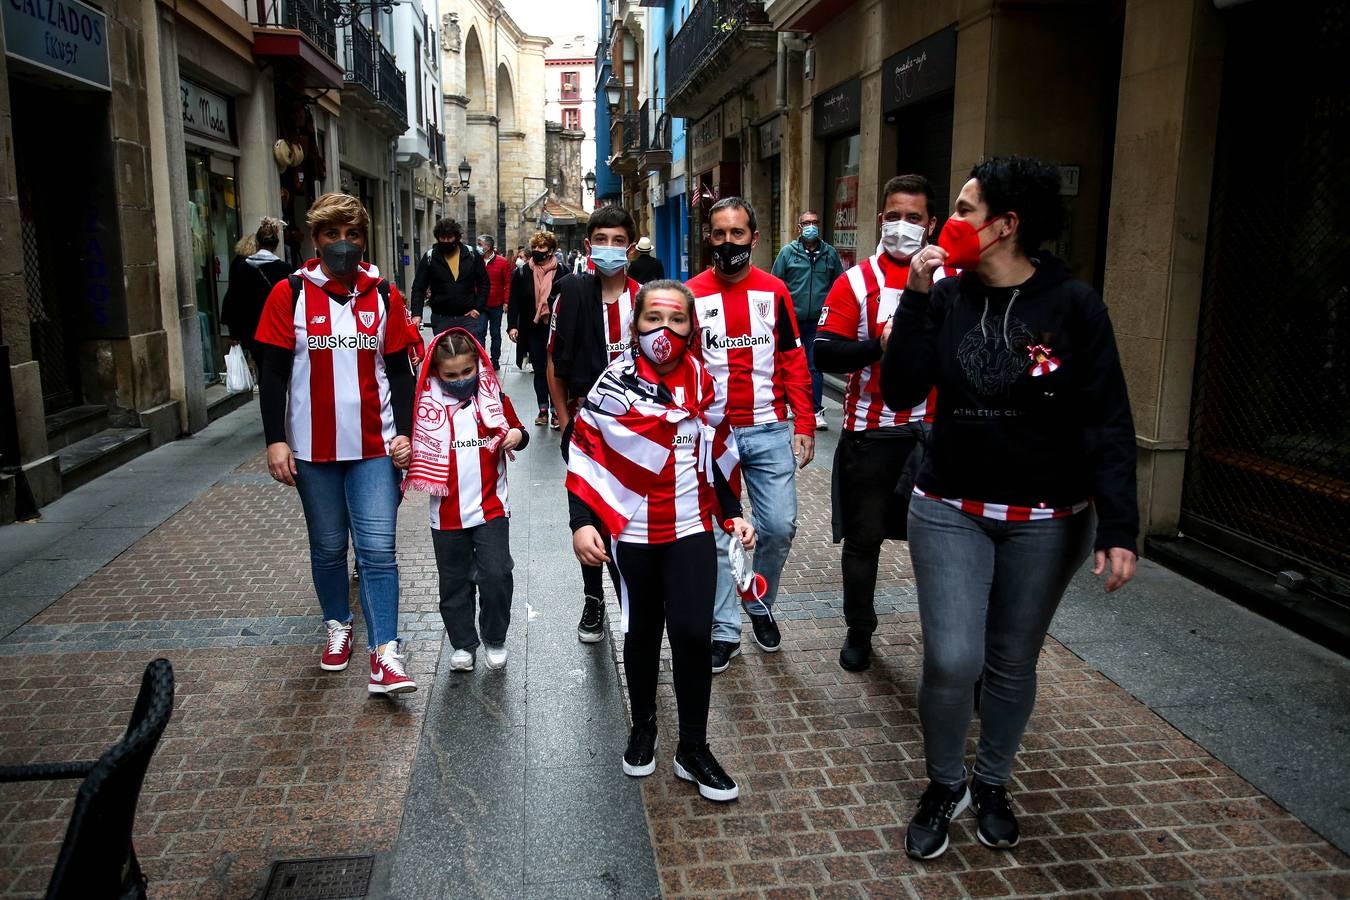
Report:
254,0,337,62
666,0,773,118
343,20,376,98
639,100,672,172
376,43,408,130
608,111,642,175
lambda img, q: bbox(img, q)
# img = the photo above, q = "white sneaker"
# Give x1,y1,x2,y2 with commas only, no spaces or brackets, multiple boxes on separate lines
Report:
449,648,475,671
483,644,508,669
816,409,828,431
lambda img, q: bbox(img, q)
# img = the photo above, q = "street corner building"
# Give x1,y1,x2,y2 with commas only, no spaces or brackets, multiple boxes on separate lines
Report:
602,0,1348,646
0,0,448,526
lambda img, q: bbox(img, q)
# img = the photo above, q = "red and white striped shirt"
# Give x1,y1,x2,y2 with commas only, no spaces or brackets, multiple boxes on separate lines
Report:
254,261,417,462
818,253,954,431
687,266,815,433
428,394,525,530
913,487,1090,522
548,277,640,363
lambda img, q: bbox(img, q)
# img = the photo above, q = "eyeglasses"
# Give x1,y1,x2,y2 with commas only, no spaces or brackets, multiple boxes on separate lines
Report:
798,220,819,228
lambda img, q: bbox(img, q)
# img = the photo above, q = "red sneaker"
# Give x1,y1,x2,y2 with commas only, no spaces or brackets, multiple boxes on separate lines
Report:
321,619,353,671
369,642,417,695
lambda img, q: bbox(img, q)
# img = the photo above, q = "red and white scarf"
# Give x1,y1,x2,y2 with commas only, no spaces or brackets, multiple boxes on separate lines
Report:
565,351,739,537
405,328,509,496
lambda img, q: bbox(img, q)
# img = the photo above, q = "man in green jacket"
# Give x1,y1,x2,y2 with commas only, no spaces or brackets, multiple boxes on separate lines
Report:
772,211,844,429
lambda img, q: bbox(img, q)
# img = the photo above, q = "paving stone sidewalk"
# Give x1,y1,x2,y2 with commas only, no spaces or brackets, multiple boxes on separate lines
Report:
602,460,1350,899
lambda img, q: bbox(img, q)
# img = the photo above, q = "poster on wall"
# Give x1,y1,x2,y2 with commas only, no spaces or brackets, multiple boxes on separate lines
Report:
832,174,859,267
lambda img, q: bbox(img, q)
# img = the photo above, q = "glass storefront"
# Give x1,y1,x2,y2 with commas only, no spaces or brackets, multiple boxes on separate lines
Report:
825,133,861,268
186,151,241,384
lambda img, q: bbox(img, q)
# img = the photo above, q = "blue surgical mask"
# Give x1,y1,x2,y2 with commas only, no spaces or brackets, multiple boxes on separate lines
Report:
801,224,820,242
590,245,628,275
437,376,478,401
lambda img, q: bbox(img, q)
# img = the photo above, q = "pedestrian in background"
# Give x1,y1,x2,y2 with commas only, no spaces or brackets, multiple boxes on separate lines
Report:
410,218,490,345
772,210,843,430
815,174,955,673
253,192,419,696
627,236,665,284
547,206,641,644
406,328,528,673
221,216,289,372
689,197,815,673
477,233,512,370
507,230,566,427
566,279,753,802
882,156,1138,860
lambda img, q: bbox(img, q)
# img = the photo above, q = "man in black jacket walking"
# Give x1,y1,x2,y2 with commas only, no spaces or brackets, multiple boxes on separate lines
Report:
410,217,490,343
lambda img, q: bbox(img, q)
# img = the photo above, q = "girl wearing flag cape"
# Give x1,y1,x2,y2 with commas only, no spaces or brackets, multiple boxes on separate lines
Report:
406,328,528,672
566,280,755,802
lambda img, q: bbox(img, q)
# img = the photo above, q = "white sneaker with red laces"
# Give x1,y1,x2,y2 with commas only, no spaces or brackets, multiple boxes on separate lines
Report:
321,619,353,671
369,641,417,695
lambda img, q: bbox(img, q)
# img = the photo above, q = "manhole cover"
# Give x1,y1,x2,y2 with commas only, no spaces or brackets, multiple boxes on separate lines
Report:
262,855,373,899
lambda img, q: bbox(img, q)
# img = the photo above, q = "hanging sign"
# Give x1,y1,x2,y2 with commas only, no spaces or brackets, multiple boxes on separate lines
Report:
181,79,235,145
2,0,110,90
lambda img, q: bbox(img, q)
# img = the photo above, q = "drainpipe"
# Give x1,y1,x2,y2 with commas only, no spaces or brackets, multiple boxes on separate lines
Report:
776,32,787,113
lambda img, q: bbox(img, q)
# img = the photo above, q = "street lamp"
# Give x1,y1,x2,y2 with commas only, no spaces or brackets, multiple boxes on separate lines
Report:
324,0,394,28
446,157,472,196
604,76,622,112
583,171,596,195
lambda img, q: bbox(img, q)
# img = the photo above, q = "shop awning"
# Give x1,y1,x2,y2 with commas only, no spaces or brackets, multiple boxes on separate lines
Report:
540,199,591,227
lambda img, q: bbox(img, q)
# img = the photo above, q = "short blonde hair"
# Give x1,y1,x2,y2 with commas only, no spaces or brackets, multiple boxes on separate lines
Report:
307,192,370,236
530,230,558,253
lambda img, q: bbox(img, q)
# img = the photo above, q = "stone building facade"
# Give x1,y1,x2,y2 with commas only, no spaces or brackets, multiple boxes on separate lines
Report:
439,0,548,253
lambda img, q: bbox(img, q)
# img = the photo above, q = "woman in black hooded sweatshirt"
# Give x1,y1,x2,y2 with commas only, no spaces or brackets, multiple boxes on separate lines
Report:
880,157,1138,861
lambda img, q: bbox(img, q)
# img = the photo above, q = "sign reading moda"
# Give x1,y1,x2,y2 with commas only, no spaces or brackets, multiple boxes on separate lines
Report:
2,0,110,90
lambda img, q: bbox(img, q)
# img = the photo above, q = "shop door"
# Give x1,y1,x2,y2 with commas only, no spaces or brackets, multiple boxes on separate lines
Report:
186,153,241,383
1181,1,1350,604
894,94,954,232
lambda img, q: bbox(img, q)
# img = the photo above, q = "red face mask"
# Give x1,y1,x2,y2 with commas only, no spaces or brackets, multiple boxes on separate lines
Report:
936,215,1005,269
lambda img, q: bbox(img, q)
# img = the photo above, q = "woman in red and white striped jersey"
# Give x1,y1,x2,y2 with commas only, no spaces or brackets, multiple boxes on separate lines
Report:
255,192,419,697
565,280,755,802
405,329,527,673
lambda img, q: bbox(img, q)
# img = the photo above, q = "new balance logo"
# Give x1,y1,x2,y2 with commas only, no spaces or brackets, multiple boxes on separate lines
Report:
310,315,327,325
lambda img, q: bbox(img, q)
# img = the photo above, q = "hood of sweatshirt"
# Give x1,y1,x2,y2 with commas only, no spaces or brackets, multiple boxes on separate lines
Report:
245,250,282,268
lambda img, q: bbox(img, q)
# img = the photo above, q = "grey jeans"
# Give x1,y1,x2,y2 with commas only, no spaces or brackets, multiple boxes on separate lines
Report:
907,494,1093,786
431,516,513,652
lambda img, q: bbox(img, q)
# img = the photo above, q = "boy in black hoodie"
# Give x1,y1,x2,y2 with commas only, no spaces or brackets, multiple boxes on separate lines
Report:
881,157,1138,861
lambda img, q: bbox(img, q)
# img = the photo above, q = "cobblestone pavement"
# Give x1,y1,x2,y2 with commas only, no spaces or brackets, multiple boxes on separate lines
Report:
602,461,1350,899
0,453,446,898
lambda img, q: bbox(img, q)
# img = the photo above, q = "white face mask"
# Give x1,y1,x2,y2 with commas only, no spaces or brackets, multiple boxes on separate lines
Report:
879,219,926,261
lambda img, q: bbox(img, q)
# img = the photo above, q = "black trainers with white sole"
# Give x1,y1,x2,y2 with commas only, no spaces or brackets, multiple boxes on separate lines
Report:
577,595,605,643
710,640,741,673
970,778,1020,848
673,744,739,802
904,779,972,860
749,610,781,652
623,718,658,777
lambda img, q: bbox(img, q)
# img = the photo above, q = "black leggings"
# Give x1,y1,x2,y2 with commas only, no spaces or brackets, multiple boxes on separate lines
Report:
614,533,716,749
527,327,550,410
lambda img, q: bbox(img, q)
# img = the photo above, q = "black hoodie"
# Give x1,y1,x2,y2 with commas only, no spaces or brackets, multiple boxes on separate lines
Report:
880,255,1138,553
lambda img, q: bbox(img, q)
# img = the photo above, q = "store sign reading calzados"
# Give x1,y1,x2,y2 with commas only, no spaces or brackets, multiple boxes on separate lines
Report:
181,79,234,144
2,0,110,90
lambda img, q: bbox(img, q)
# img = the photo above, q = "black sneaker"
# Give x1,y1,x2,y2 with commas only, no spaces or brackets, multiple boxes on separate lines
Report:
622,717,658,777
710,640,741,673
970,778,1019,848
673,744,739,802
839,629,872,672
749,610,781,652
904,779,972,860
577,595,604,643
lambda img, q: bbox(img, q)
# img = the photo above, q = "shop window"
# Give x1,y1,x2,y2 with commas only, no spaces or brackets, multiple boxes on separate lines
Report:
825,133,861,267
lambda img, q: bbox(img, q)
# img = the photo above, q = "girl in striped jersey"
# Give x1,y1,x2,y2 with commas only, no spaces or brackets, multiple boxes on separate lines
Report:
566,280,755,802
406,330,527,673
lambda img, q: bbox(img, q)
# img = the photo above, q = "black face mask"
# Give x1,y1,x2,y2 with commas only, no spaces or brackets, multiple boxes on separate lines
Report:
531,250,552,264
711,240,752,276
321,240,363,277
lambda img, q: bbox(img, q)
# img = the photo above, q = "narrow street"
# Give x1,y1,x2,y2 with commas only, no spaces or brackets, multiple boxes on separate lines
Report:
1,352,1347,899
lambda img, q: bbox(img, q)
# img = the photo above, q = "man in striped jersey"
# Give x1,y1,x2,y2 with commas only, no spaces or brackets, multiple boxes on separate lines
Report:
815,174,951,672
688,197,815,672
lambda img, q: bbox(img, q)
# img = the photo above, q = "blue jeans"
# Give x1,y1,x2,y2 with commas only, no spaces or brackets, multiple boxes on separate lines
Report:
484,306,504,365
712,421,798,642
907,495,1093,786
431,312,488,347
798,321,824,412
293,456,403,649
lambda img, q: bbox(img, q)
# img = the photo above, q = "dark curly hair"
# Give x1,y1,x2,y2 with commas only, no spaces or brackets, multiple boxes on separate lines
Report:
968,156,1064,257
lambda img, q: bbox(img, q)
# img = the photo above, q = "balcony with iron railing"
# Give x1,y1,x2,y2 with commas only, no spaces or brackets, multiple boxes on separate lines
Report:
666,0,774,118
376,43,409,130
253,0,337,62
608,110,642,175
639,99,672,171
342,19,376,98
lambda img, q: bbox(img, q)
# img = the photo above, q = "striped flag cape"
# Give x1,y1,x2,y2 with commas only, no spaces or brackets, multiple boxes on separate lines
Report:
565,350,740,538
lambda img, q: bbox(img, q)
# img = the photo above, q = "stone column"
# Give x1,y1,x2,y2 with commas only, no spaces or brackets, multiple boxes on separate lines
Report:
237,69,280,229
1101,0,1224,536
